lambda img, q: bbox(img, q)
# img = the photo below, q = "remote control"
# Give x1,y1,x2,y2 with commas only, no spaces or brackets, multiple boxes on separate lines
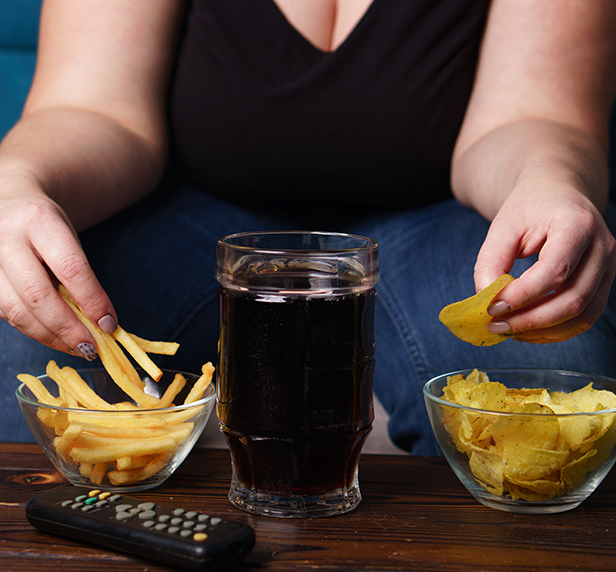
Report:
26,486,255,572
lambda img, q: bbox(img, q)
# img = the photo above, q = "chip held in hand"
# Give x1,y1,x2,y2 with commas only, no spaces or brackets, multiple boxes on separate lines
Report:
439,274,514,346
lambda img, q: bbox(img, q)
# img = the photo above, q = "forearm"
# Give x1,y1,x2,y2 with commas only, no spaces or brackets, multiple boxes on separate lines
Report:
0,106,167,232
450,118,611,221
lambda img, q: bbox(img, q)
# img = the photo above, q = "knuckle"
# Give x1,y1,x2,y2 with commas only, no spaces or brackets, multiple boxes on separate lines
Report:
544,258,571,286
20,281,49,310
563,293,587,319
576,208,596,231
55,253,89,282
3,300,29,328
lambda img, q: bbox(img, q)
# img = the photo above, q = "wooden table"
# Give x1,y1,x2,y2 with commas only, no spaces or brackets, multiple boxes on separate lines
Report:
1,443,615,572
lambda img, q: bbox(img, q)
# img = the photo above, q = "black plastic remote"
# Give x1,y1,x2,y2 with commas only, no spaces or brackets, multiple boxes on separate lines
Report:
26,486,255,571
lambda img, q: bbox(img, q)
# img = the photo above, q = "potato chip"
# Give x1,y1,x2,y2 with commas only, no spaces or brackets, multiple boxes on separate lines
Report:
469,449,504,496
439,274,514,346
439,370,616,502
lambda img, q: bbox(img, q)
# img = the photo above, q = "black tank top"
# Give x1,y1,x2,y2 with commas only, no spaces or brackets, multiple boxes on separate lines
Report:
169,0,489,208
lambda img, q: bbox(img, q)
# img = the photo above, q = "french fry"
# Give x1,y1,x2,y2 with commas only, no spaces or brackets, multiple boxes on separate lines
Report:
36,408,57,428
128,334,179,356
79,462,94,478
157,373,187,408
107,453,172,486
53,407,70,435
90,462,109,485
54,423,83,454
46,361,113,410
75,422,194,442
67,410,171,428
115,455,157,471
70,435,179,464
59,387,79,408
17,374,61,406
113,402,140,410
103,333,147,390
184,363,215,404
91,333,159,408
114,326,163,382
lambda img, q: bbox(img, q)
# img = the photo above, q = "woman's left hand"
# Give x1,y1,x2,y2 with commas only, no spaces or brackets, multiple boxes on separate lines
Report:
473,179,616,343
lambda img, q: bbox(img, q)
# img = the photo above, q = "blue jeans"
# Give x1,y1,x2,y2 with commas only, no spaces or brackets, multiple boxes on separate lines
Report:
3,184,616,453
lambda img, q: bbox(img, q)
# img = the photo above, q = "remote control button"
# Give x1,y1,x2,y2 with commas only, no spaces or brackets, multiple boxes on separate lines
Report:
185,511,197,519
71,503,84,510
75,495,88,502
115,504,133,513
198,514,209,522
129,507,142,514
173,509,185,516
61,500,73,507
142,521,155,528
158,514,170,522
81,505,95,512
99,492,111,500
170,517,183,526
154,523,167,531
210,518,222,525
195,524,207,531
138,502,155,510
180,530,192,538
85,497,98,506
167,526,180,534
88,490,101,497
109,494,122,502
139,510,156,520
95,500,108,508
182,521,195,529
116,511,134,521
193,533,208,542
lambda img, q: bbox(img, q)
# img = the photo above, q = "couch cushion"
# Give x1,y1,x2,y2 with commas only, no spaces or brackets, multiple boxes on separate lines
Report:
0,0,41,48
0,0,41,138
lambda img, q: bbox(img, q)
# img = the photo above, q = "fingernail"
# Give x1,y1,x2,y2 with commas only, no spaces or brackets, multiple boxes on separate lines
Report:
98,314,117,334
74,342,98,361
488,321,512,335
488,301,511,316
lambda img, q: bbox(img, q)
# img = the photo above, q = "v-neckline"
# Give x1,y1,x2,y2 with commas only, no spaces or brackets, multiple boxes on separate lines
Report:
267,0,380,55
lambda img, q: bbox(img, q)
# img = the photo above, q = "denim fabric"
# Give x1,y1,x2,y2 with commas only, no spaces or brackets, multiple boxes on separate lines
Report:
2,185,616,451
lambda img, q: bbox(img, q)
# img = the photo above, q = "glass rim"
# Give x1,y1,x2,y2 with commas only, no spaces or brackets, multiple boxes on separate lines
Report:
423,367,616,418
15,369,216,414
217,230,378,255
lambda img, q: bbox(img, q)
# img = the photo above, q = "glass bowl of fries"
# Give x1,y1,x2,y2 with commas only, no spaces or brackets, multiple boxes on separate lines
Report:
424,368,616,514
16,366,216,492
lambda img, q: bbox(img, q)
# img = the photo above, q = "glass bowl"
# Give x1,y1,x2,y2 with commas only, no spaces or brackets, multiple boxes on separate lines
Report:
16,368,216,492
424,368,616,514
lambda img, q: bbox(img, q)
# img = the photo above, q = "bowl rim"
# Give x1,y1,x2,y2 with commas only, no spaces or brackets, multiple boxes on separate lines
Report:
15,367,216,413
423,367,616,417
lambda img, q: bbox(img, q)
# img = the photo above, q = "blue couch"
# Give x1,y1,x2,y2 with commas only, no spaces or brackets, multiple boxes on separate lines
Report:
1,0,615,191
0,0,41,138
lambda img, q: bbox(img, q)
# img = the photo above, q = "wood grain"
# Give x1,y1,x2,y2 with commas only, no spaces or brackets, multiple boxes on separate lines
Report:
1,443,615,571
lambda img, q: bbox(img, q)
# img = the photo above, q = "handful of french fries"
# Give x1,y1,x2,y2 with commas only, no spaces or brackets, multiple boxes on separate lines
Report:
17,285,214,487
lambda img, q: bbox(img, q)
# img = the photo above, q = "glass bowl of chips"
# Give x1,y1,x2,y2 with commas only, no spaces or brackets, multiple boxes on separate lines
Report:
16,366,216,492
424,368,616,514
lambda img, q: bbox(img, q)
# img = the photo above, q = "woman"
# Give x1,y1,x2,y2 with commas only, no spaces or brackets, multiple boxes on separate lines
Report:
0,0,615,452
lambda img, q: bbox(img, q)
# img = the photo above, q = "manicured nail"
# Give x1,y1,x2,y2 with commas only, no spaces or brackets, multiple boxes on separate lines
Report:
488,301,511,316
488,321,512,335
98,314,117,334
74,342,98,361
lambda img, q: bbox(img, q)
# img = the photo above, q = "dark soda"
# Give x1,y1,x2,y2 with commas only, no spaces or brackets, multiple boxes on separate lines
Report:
217,287,376,498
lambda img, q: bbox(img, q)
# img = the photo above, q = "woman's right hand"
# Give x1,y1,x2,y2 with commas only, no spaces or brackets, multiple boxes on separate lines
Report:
0,175,117,358
0,0,189,357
